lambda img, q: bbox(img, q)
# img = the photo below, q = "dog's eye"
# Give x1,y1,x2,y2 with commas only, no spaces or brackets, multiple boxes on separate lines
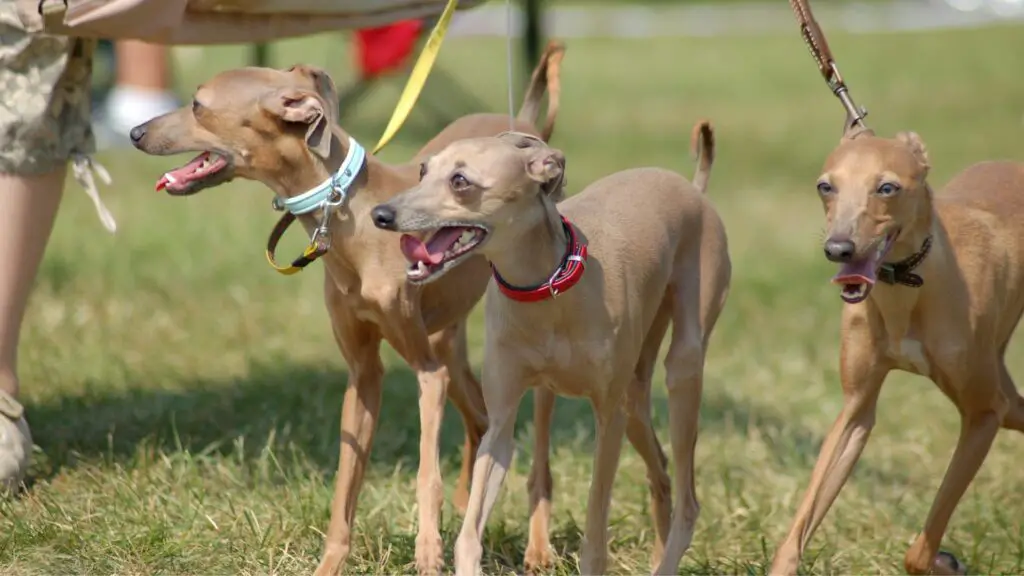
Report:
419,163,427,181
876,182,900,196
450,173,470,190
816,182,834,195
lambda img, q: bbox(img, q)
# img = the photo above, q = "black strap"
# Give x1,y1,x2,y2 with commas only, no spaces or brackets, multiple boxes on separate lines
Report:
878,236,932,287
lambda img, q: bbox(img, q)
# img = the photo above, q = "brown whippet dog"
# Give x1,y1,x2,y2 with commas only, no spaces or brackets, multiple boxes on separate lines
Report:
370,125,731,575
769,125,1024,575
129,43,564,576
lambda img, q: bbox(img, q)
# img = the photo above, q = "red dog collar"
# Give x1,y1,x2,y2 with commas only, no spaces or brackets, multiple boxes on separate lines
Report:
492,216,588,303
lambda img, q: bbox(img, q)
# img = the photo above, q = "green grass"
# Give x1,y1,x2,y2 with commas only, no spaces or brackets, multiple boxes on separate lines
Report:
4,24,1024,575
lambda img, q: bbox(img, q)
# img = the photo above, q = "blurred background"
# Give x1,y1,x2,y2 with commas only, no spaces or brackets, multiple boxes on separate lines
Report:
7,0,1024,574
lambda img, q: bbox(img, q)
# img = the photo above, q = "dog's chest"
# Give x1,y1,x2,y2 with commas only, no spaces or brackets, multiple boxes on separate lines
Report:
884,337,932,376
517,333,616,398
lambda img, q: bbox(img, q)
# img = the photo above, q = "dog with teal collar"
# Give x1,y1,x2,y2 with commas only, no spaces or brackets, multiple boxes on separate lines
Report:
128,47,566,575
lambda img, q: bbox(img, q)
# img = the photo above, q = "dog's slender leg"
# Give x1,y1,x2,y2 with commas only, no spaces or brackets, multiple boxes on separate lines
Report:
440,322,489,514
768,329,887,576
656,320,704,572
579,404,628,575
525,387,556,573
904,366,1003,576
414,361,451,576
627,299,673,571
454,364,528,576
315,287,384,576
625,379,672,573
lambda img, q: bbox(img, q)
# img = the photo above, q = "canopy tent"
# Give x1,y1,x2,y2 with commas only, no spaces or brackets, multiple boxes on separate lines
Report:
21,0,487,44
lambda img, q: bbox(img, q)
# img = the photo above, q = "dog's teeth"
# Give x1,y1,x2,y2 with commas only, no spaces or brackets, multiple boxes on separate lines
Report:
164,173,177,184
459,230,474,244
407,260,430,280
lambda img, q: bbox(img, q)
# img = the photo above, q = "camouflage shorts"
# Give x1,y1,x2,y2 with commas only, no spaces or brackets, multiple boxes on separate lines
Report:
0,3,95,176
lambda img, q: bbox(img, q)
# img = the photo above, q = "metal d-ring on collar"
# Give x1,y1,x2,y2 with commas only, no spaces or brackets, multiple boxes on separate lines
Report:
271,136,366,246
264,138,366,275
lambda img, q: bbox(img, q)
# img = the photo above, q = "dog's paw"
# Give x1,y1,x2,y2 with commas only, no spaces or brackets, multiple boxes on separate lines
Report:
524,543,554,575
415,531,445,576
312,546,349,576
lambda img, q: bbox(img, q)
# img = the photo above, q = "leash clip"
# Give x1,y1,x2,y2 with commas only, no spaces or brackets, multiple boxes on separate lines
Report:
311,201,334,249
825,52,869,132
546,264,564,299
313,184,347,249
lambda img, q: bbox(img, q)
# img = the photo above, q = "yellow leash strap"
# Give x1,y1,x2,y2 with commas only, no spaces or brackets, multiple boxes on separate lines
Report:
265,212,330,275
371,0,460,154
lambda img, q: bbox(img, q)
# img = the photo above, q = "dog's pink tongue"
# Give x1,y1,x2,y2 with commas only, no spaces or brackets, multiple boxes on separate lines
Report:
401,235,436,264
833,257,879,284
155,152,208,192
400,228,465,265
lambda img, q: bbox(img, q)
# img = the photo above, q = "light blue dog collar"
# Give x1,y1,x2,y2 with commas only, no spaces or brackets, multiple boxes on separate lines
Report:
274,137,366,215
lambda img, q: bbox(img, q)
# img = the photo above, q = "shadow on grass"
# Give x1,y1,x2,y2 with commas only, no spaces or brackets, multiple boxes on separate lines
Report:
25,358,905,486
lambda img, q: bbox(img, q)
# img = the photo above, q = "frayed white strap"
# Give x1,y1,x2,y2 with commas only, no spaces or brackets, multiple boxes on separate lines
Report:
71,153,117,233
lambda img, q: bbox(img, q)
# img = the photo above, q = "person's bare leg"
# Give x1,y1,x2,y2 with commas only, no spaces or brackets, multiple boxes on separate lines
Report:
0,170,64,394
114,40,171,91
0,169,65,489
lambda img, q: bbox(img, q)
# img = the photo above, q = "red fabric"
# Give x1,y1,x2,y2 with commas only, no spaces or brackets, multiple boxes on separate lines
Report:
354,20,423,79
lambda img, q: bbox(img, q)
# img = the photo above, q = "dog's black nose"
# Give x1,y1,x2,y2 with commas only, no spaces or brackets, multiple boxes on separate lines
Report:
824,238,856,262
129,124,146,144
371,205,397,230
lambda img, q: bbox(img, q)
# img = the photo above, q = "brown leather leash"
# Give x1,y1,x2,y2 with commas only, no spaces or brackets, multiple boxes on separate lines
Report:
789,0,869,133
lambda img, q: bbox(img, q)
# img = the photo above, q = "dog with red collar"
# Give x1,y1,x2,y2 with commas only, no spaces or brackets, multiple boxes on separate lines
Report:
370,124,731,575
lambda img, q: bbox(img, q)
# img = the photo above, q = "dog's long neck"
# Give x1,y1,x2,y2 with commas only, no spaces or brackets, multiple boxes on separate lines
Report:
486,196,568,289
887,182,937,263
866,183,950,330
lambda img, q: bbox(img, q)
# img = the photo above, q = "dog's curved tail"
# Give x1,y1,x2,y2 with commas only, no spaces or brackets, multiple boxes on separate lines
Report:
517,40,566,142
690,120,715,194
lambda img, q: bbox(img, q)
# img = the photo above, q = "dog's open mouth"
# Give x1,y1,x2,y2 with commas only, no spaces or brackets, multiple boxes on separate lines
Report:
831,229,900,304
155,151,232,196
400,225,488,284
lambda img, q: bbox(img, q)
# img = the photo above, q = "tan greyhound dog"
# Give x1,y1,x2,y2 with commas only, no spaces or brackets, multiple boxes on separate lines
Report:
769,125,1024,575
129,44,564,576
370,124,731,575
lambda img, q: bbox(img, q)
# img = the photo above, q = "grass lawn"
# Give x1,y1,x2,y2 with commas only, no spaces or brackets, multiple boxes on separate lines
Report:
4,23,1024,575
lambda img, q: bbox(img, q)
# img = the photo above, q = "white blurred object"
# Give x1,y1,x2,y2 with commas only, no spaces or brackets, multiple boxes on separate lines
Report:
94,86,180,150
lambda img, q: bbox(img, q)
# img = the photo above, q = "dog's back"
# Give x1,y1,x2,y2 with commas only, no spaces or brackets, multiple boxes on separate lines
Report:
938,160,1024,341
558,122,729,341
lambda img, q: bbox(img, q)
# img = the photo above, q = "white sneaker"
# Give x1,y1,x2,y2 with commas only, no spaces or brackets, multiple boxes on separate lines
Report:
0,391,32,493
94,86,180,150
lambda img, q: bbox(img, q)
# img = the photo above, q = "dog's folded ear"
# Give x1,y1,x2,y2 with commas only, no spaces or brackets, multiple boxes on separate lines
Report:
895,131,931,171
525,147,566,200
259,88,333,159
286,64,339,125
